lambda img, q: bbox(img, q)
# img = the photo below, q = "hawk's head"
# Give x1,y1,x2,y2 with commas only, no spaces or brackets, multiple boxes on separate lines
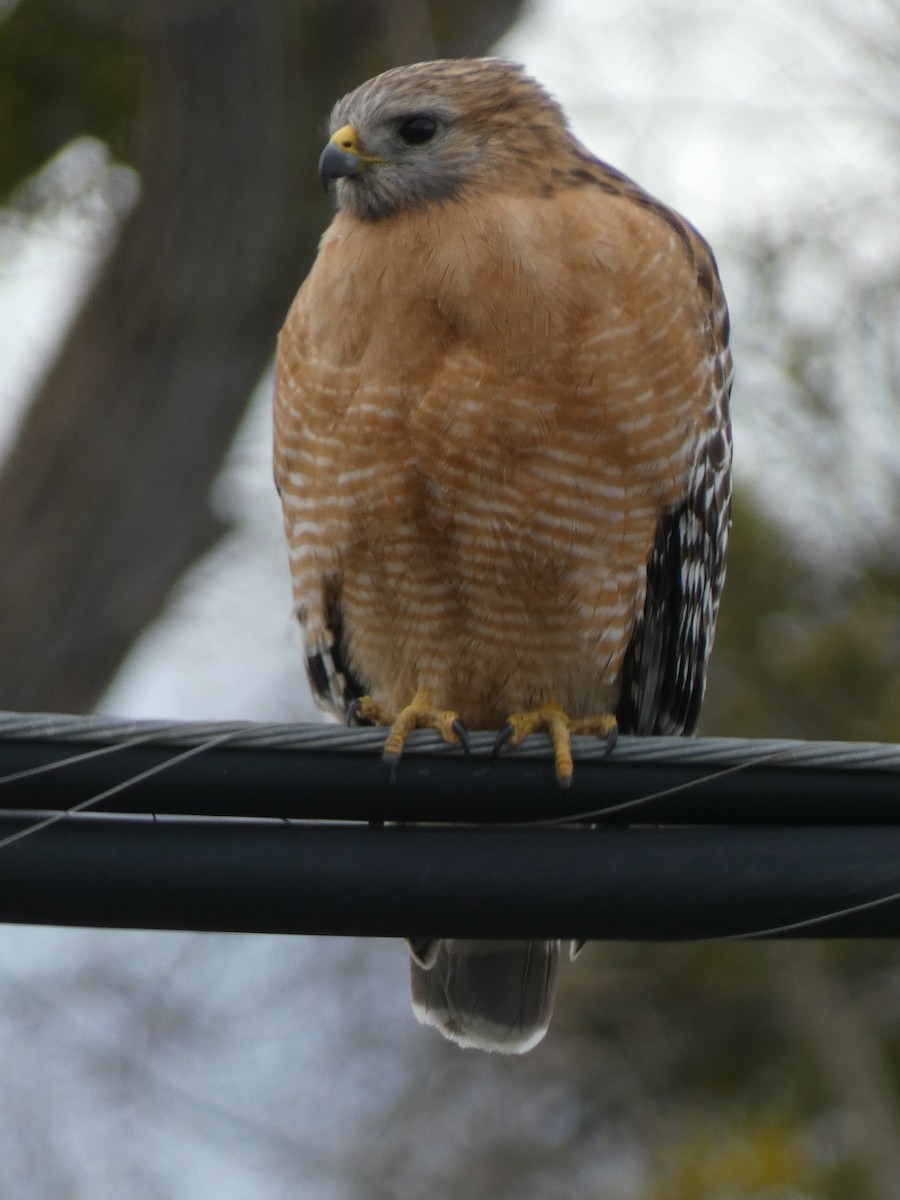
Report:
319,58,573,221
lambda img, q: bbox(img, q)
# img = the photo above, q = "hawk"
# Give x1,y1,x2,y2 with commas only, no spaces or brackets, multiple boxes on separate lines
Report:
274,59,732,1053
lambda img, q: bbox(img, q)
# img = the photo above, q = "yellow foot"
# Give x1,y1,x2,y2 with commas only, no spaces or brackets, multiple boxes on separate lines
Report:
493,702,617,787
348,691,469,765
346,695,389,727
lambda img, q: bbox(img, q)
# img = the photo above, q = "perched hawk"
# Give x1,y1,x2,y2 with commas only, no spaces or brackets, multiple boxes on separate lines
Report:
274,59,733,1053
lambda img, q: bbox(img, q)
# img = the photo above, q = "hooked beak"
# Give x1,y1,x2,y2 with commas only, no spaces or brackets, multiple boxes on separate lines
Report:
319,124,381,190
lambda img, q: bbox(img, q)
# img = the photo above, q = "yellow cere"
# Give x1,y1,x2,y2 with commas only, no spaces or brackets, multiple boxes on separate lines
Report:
331,124,382,163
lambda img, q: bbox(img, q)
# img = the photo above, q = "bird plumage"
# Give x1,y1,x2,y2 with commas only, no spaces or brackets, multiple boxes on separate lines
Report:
274,57,732,1052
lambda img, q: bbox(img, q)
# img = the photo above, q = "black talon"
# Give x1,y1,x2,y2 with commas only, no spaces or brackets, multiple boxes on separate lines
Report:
451,718,471,755
493,722,514,757
604,725,619,755
346,699,362,726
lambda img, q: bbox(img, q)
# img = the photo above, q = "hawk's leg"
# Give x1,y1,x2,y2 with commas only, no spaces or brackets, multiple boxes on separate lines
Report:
348,690,470,764
494,702,617,787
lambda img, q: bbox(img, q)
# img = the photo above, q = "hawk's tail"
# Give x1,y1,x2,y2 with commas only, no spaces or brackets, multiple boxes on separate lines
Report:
408,939,559,1054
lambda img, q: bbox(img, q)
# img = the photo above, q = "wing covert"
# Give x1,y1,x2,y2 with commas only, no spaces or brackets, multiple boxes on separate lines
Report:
616,230,733,737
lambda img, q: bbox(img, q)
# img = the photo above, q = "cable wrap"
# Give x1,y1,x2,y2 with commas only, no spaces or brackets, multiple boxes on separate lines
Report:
1,711,900,940
2,709,900,770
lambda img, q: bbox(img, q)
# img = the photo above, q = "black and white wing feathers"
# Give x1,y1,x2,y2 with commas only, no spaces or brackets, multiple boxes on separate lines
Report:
617,237,733,737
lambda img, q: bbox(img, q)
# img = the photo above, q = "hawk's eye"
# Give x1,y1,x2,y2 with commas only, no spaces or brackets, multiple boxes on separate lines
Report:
398,115,437,145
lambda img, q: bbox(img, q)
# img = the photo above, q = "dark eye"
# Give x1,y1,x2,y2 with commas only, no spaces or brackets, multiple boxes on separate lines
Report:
397,115,437,145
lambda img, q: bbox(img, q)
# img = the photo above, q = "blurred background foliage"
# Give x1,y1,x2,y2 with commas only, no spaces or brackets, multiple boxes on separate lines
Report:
0,1,899,1198
704,494,900,743
0,0,139,199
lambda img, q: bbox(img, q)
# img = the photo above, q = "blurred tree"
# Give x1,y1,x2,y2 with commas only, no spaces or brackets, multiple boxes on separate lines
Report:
0,0,526,711
0,0,139,199
702,494,900,742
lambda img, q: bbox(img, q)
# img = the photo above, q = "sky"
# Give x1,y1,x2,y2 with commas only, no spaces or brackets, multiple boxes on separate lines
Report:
0,2,897,1196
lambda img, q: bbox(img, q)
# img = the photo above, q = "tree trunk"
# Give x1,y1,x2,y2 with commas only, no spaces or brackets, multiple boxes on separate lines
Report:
0,0,525,711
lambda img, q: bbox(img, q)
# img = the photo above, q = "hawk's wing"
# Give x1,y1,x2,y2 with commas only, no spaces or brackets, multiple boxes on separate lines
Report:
303,576,367,718
616,420,732,736
273,310,366,721
615,217,733,737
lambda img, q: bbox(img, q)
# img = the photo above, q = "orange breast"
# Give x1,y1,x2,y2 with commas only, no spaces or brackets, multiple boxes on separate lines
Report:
274,191,713,726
